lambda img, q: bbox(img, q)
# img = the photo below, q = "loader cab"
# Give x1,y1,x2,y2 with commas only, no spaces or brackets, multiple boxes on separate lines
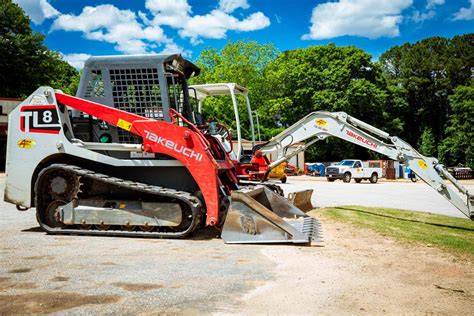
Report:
187,83,256,161
73,54,200,147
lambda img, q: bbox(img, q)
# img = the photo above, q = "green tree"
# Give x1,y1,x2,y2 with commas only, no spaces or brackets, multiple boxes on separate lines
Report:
62,70,82,96
0,0,78,98
380,34,474,148
438,83,474,168
418,127,436,156
264,44,399,161
191,41,279,139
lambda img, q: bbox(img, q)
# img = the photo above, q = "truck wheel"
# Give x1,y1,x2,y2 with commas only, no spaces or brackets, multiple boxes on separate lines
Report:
355,179,362,183
343,173,351,183
281,176,287,184
326,177,335,182
370,173,378,183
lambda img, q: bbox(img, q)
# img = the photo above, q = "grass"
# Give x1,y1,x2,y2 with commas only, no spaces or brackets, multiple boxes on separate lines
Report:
309,206,474,258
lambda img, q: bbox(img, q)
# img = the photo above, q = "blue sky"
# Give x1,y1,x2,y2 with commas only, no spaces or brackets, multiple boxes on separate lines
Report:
13,0,474,68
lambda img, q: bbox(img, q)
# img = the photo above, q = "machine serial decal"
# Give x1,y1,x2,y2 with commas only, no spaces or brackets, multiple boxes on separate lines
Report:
20,105,60,134
144,130,203,161
346,130,378,149
17,139,36,149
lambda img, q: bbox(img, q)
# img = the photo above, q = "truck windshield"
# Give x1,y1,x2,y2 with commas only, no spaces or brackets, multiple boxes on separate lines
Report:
338,160,355,166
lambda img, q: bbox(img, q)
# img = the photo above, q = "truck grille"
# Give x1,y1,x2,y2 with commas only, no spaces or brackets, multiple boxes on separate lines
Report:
326,167,339,174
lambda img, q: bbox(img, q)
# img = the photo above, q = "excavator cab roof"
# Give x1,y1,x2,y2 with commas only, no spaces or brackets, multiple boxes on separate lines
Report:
188,83,248,101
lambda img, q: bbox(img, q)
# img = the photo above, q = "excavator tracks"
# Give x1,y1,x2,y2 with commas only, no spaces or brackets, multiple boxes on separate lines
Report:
35,164,203,238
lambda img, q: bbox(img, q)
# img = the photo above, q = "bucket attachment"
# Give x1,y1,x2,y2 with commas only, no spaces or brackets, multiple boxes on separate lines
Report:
287,189,314,212
221,187,320,244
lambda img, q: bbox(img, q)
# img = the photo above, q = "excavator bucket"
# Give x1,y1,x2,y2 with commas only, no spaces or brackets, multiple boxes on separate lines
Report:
287,189,314,212
221,187,320,244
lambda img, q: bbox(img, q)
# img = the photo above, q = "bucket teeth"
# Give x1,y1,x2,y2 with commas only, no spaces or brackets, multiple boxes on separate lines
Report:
289,216,321,242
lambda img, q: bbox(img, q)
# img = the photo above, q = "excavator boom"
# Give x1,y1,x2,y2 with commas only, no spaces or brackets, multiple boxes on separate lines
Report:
261,111,473,220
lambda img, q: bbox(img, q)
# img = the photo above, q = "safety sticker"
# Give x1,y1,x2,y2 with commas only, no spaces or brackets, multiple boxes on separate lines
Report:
117,119,133,131
315,119,328,127
29,95,48,105
418,160,428,170
17,139,36,149
20,105,60,134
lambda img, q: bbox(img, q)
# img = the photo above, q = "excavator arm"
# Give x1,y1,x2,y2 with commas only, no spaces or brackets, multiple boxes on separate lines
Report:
260,111,474,220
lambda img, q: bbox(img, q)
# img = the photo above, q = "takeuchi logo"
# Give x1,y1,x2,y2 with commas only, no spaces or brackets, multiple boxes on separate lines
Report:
345,130,378,149
143,130,203,161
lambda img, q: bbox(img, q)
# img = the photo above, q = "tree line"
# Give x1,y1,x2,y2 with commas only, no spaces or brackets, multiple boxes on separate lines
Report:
1,0,472,167
191,36,473,168
0,0,79,98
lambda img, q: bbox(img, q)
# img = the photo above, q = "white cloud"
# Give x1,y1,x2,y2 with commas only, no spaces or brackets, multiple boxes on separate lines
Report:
426,0,445,10
61,53,91,69
411,10,436,22
453,0,474,20
411,0,445,23
178,10,270,44
159,40,192,57
145,0,192,28
218,0,250,13
51,5,169,54
302,0,413,40
13,0,59,24
144,0,269,44
274,14,282,24
17,0,271,56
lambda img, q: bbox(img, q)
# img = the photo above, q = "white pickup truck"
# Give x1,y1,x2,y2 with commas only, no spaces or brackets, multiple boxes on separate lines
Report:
325,159,382,183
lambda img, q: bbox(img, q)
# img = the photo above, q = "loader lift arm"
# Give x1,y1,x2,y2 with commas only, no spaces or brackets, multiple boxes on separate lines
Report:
260,111,474,220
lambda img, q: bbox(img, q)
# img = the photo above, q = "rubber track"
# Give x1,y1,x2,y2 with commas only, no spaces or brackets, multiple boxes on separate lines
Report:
35,164,203,238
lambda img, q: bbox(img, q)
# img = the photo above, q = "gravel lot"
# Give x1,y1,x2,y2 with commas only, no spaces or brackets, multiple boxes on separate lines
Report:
282,176,474,218
1,174,473,314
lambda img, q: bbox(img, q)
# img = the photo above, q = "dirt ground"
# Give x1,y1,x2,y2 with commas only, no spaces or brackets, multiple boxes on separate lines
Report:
1,174,473,314
2,215,473,314
234,217,474,315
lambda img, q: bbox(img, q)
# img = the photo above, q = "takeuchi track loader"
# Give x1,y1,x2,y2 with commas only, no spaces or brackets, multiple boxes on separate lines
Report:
5,54,319,244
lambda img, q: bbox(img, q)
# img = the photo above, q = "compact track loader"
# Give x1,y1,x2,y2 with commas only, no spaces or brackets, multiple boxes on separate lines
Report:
5,54,319,244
